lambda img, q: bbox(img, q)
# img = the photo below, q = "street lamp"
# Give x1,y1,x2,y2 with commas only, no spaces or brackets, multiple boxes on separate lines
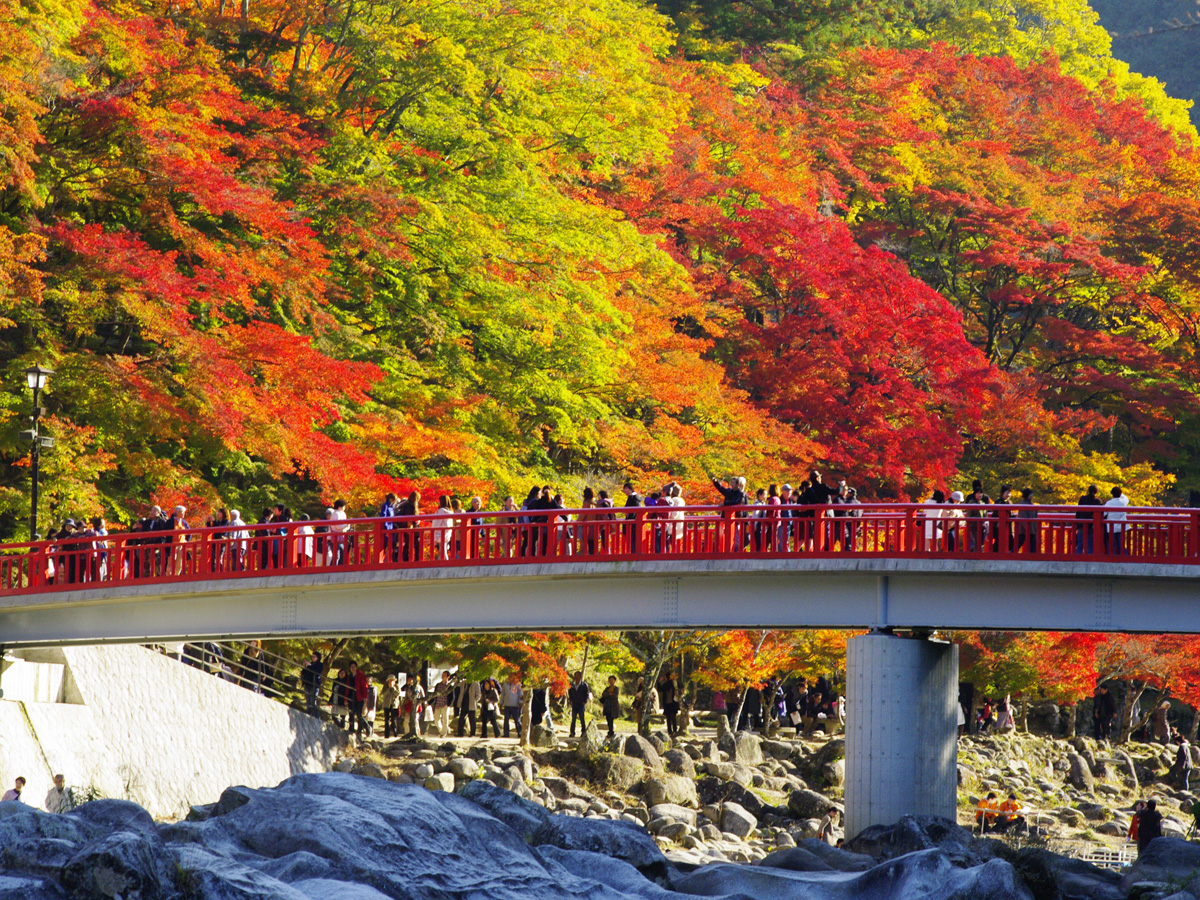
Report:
19,365,54,541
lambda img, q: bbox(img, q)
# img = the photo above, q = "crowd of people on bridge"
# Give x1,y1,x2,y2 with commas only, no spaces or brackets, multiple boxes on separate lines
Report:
26,472,1146,587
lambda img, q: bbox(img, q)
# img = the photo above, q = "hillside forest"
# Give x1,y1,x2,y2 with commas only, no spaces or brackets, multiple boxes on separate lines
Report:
3,0,1200,531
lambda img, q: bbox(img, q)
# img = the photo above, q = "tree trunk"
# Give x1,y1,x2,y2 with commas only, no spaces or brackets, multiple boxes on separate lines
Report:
637,658,665,736
520,685,533,747
1190,706,1199,742
731,684,749,734
1066,702,1077,739
1018,697,1029,733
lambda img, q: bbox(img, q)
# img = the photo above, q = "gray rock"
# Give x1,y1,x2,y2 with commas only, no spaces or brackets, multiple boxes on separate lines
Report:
460,779,666,878
844,815,998,864
448,757,480,780
424,773,456,792
642,775,698,808
1066,752,1095,793
332,758,356,773
657,821,690,842
761,739,795,760
593,755,646,791
350,762,386,780
718,731,764,765
696,777,769,816
61,830,173,900
787,788,836,821
1014,847,1123,900
623,735,663,770
662,749,696,778
806,738,846,776
715,715,731,739
0,875,65,900
648,803,697,827
414,762,435,780
822,759,845,788
674,849,1033,900
795,838,875,871
720,801,757,838
576,721,602,756
699,740,721,763
530,725,558,749
757,845,834,871
1121,838,1200,894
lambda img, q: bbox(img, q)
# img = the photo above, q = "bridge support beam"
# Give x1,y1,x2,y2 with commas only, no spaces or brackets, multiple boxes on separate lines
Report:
844,632,958,839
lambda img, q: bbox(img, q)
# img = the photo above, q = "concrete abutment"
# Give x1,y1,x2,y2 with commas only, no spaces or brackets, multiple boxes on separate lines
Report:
845,632,958,839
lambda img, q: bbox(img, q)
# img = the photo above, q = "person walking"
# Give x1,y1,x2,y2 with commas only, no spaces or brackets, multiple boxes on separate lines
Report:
1104,487,1130,555
1,777,25,803
379,675,401,738
1175,733,1193,791
301,651,324,716
1136,799,1163,855
601,676,620,738
454,675,480,737
501,673,523,738
1075,484,1103,554
432,670,453,735
480,677,501,738
44,774,74,814
568,671,591,738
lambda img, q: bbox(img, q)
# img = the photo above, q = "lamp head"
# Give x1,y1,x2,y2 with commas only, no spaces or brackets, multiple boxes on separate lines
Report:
25,365,53,391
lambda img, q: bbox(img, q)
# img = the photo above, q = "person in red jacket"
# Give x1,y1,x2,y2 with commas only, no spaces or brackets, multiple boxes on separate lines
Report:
349,661,370,736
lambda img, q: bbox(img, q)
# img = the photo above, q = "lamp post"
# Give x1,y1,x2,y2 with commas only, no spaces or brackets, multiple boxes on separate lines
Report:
19,365,54,541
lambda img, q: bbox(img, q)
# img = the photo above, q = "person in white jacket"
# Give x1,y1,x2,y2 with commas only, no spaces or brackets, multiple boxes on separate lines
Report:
1104,487,1130,555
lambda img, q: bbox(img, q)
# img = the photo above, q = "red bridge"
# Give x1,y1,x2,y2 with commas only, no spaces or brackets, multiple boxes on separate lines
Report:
0,503,1197,647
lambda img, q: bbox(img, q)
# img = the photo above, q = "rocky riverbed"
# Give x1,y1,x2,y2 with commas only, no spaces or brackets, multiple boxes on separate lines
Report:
3,723,1200,899
3,770,1200,900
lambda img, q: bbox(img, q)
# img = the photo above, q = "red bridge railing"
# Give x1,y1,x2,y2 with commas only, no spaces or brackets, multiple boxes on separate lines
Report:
1,503,1197,597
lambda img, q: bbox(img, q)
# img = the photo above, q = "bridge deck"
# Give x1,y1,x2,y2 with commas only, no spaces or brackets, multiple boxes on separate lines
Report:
1,504,1198,645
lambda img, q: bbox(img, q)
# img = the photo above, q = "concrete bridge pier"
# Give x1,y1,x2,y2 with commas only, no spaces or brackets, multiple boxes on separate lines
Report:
844,631,958,840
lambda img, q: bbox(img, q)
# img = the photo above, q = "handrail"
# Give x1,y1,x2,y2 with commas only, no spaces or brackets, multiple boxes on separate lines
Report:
1,502,1197,597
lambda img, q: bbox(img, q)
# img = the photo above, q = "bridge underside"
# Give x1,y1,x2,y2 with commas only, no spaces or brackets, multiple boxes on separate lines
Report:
1,558,1197,647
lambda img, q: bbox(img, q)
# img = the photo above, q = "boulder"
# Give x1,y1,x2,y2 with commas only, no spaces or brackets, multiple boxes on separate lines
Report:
576,721,602,756
821,759,845,788
794,838,875,872
647,803,697,827
350,762,386,780
757,846,834,872
332,758,356,773
530,724,558,749
656,821,690,842
448,757,480,780
1120,838,1200,894
1013,847,1123,900
715,715,731,739
807,737,846,774
662,749,696,778
720,802,758,839
1066,752,1095,793
459,779,666,878
623,735,663,770
696,777,769,816
761,739,795,760
699,740,721,763
718,731,764,765
673,849,1033,900
844,815,999,865
61,830,174,900
787,788,836,821
424,773,456,792
593,755,645,792
641,775,698,809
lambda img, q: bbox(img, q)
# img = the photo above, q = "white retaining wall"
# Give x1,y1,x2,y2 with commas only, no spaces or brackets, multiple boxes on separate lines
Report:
0,645,339,818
